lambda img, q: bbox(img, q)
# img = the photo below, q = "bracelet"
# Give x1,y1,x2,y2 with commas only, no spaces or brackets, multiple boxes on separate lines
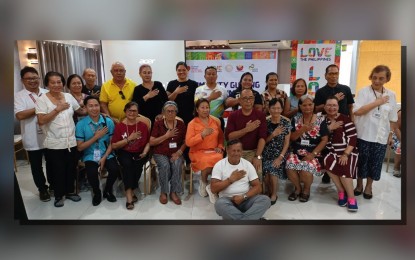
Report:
279,154,284,158
177,150,183,155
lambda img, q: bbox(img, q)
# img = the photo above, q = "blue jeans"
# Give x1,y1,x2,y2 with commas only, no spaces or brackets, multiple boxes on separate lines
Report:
215,195,271,220
153,154,183,194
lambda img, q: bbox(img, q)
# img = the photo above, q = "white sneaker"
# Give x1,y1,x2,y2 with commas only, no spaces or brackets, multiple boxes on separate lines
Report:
198,180,208,197
205,184,218,204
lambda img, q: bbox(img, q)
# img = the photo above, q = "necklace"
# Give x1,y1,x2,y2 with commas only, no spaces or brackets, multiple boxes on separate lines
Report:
126,119,138,145
302,114,313,125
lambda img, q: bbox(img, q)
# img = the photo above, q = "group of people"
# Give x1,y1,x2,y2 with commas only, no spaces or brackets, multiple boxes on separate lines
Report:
14,61,400,220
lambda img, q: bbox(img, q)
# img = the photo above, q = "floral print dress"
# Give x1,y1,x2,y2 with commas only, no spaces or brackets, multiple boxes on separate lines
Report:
262,116,291,179
286,114,329,176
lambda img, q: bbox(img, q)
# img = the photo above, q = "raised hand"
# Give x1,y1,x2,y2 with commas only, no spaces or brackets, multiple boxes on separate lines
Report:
328,120,343,131
165,128,179,138
245,120,261,133
201,127,214,138
174,85,188,94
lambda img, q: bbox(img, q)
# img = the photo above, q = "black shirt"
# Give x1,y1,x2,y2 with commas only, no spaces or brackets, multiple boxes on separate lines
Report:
132,81,168,125
314,83,354,115
166,79,199,124
82,85,101,96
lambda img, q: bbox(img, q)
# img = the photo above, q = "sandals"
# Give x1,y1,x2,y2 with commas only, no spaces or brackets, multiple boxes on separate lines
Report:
126,201,134,210
132,194,138,203
299,193,310,202
353,188,363,196
288,192,299,201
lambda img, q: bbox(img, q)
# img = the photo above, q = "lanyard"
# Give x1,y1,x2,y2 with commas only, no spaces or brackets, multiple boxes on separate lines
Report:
371,86,384,110
28,92,42,104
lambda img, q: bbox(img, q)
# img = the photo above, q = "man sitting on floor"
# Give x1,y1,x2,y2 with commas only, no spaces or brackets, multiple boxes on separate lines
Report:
209,139,271,220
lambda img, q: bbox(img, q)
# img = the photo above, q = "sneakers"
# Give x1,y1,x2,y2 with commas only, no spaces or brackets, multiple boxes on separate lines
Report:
205,184,218,204
322,172,331,184
198,180,208,197
39,190,51,202
54,197,64,207
103,191,117,202
347,199,358,212
338,193,348,207
65,193,81,202
393,170,401,178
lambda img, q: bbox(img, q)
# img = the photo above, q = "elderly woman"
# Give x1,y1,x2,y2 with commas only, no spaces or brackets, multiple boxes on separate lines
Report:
149,101,187,205
67,74,88,123
286,78,308,118
286,94,329,202
36,71,84,207
262,98,291,205
323,96,359,211
353,65,398,199
132,64,168,125
185,98,224,199
261,72,290,116
111,102,150,210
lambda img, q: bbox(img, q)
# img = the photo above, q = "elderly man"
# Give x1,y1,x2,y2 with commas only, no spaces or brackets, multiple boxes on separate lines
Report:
82,68,101,97
209,139,271,220
225,89,267,178
100,62,137,123
14,66,53,201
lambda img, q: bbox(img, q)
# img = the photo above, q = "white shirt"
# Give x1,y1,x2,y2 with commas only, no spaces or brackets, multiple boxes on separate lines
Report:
194,84,228,118
14,88,49,150
211,157,258,198
353,86,398,144
35,93,80,149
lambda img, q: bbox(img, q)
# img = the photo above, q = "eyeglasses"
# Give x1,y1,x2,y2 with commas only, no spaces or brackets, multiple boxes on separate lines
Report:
119,91,126,100
165,109,177,114
23,77,40,81
241,96,254,101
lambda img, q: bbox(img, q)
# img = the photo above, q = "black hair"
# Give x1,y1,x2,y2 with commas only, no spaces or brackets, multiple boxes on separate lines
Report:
176,61,188,70
205,66,217,74
265,72,278,90
194,98,210,117
325,64,339,74
66,74,84,88
238,72,253,89
325,95,340,104
123,101,139,112
227,139,243,148
83,95,100,106
20,66,38,78
268,98,284,110
44,71,66,87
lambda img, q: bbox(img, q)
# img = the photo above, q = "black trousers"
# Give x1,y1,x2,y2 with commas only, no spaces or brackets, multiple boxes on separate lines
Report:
46,147,78,198
27,149,53,192
117,150,146,190
84,157,120,194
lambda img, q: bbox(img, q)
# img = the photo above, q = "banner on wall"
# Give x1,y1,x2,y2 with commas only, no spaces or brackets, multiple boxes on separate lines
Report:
186,50,278,95
291,40,342,95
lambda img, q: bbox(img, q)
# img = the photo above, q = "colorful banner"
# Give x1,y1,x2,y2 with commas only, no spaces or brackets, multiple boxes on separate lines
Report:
186,50,278,95
291,40,341,95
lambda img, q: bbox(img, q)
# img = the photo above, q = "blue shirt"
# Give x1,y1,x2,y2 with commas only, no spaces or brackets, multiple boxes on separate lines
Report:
75,115,115,162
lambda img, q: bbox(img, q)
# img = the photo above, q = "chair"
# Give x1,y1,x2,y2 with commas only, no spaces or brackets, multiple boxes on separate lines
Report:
14,135,29,172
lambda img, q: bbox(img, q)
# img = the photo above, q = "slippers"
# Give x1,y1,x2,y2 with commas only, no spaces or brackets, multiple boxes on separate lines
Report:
270,195,278,205
288,192,299,201
299,193,310,203
159,194,168,204
132,195,138,203
363,192,373,199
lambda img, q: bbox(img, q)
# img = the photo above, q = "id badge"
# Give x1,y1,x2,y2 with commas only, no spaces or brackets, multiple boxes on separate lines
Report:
301,139,310,146
169,142,177,149
372,110,381,119
93,149,101,162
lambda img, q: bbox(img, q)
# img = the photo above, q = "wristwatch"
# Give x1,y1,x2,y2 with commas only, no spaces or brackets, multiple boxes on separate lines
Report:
243,193,248,201
256,155,262,160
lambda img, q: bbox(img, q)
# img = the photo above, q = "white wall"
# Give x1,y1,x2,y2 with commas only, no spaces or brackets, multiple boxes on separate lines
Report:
338,40,355,93
101,41,185,87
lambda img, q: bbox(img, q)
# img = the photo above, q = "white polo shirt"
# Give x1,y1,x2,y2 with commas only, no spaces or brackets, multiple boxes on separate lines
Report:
14,88,48,150
35,93,80,149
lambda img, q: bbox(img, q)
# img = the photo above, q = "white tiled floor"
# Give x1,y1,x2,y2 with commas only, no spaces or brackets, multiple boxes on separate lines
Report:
14,160,402,220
